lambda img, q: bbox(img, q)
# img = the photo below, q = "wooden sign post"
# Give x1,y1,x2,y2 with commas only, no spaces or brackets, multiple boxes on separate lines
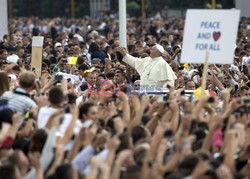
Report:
201,51,209,95
31,36,44,77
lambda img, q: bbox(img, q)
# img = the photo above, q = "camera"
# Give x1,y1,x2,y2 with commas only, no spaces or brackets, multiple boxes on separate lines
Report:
55,75,63,81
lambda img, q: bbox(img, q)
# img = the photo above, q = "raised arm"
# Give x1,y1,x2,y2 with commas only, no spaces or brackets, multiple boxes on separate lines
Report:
117,92,130,125
127,95,149,135
57,105,78,145
116,47,145,70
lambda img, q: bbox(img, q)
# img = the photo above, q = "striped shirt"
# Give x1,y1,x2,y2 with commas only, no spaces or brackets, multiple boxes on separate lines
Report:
1,88,37,115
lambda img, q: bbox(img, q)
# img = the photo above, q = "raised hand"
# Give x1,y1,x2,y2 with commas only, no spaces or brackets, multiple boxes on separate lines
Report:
28,152,42,170
191,161,212,179
116,47,127,56
107,136,121,151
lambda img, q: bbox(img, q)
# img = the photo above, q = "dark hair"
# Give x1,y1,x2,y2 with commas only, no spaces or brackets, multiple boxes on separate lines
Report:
48,87,64,105
115,70,126,79
75,28,80,33
116,133,131,154
106,72,115,79
42,62,48,70
88,42,100,53
8,151,21,169
55,163,74,179
131,52,140,58
106,114,121,131
191,128,206,141
0,49,7,54
172,45,180,53
86,36,93,43
77,56,84,65
165,172,186,179
239,51,246,57
124,165,141,179
29,129,48,153
106,118,115,130
12,65,20,72
105,46,111,51
244,44,250,51
132,125,147,144
0,109,14,129
78,64,90,72
3,34,8,39
0,164,19,179
240,85,249,92
98,73,105,79
43,59,51,67
79,102,95,119
194,150,211,161
79,42,86,49
234,47,241,55
0,72,9,96
16,46,25,52
128,45,135,53
13,28,20,34
160,40,168,46
133,148,147,167
141,115,150,125
178,154,199,175
49,56,57,64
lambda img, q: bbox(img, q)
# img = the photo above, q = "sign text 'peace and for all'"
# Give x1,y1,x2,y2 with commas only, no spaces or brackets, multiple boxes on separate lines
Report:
195,21,221,51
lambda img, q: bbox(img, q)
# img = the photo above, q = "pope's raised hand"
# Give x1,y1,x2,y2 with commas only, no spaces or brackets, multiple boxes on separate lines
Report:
116,47,127,56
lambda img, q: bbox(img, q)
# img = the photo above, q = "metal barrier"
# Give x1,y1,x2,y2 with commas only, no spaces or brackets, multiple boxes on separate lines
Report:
130,90,195,101
130,90,195,95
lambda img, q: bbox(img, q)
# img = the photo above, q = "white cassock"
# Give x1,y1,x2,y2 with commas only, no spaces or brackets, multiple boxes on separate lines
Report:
123,54,177,90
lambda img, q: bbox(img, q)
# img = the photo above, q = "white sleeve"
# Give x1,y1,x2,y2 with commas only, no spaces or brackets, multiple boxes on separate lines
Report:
83,149,109,176
123,54,145,69
72,145,95,171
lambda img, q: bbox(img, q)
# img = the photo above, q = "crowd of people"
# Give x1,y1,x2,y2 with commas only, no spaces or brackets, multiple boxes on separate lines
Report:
0,14,249,179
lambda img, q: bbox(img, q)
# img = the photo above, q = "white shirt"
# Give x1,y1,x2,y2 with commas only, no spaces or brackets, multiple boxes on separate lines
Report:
242,56,250,66
74,33,84,42
37,106,82,138
83,149,108,175
56,72,81,86
123,54,177,88
72,145,95,171
72,146,109,175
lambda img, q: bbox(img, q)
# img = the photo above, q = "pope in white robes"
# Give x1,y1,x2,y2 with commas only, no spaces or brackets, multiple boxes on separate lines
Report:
117,44,177,90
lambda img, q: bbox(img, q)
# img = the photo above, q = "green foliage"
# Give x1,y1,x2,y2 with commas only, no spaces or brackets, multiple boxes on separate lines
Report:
11,0,234,18
127,1,140,17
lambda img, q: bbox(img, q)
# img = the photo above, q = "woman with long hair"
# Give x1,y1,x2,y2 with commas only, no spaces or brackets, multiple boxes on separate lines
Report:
0,72,10,96
88,42,107,63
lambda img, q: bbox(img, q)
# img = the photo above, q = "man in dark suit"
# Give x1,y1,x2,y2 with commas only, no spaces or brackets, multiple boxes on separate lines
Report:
80,72,98,91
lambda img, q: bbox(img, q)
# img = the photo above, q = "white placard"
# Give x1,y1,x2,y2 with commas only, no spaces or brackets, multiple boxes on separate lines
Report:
32,36,44,47
0,0,8,40
181,9,240,64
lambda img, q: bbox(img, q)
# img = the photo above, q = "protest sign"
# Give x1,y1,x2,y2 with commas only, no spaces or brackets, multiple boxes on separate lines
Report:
181,9,240,64
0,0,8,40
68,57,78,65
31,36,44,77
